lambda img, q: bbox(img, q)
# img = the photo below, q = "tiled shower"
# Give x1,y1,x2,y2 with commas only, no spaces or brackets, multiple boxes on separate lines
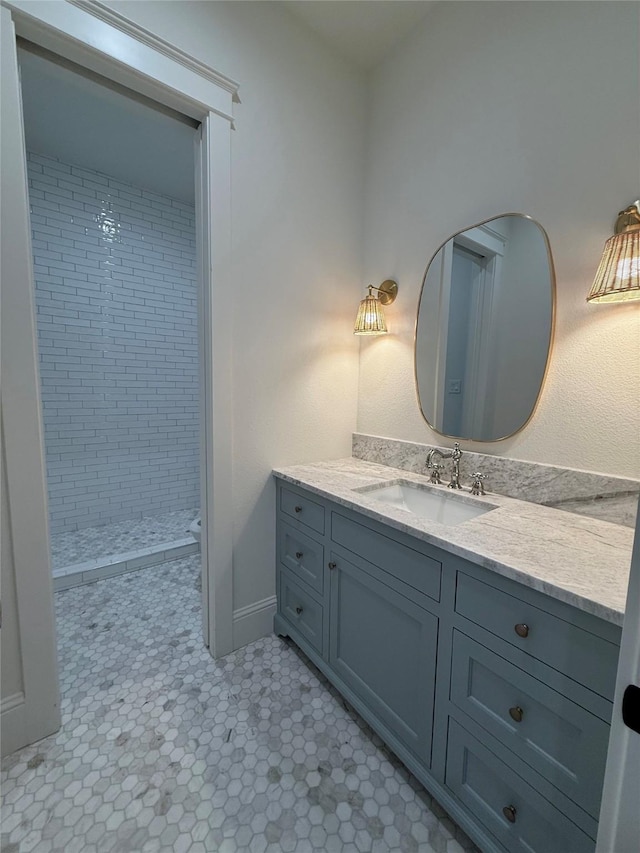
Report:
28,152,200,587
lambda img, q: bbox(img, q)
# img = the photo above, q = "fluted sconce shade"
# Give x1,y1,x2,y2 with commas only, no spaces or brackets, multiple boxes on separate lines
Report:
353,280,398,336
588,203,640,303
354,290,387,335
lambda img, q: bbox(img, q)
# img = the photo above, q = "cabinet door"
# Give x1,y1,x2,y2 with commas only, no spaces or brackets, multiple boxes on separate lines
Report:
329,552,437,766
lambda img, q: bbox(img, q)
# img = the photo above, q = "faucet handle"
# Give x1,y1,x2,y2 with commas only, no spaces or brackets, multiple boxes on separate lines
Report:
470,472,487,496
428,463,443,485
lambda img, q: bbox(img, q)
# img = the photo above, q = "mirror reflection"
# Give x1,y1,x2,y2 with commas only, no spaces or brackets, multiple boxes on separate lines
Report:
415,215,554,442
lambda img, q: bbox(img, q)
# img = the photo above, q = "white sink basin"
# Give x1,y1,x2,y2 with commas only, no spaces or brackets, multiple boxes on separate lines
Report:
359,480,496,526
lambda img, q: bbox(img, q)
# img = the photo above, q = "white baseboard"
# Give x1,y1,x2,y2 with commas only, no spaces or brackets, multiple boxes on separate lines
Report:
232,595,277,650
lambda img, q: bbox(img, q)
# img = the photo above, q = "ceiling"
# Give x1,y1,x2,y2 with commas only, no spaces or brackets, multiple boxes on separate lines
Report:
17,2,438,201
283,1,437,70
18,46,197,204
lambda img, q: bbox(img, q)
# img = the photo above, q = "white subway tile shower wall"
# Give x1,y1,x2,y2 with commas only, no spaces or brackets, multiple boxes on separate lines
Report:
28,153,199,533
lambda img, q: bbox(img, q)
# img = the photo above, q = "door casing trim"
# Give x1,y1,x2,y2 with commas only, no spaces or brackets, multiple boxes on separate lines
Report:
2,0,236,668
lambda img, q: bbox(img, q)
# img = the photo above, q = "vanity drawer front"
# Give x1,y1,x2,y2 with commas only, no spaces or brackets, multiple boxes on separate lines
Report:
455,572,618,699
280,569,324,655
331,512,441,602
450,631,609,818
279,523,324,596
446,718,594,853
280,487,325,535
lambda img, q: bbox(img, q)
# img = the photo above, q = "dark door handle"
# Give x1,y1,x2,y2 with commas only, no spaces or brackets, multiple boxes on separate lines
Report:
622,684,640,734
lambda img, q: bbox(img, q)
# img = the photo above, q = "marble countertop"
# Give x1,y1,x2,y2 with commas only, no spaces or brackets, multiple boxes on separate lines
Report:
273,458,635,626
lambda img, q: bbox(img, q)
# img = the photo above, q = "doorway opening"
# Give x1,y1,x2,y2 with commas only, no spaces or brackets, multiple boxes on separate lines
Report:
2,2,236,756
19,42,204,591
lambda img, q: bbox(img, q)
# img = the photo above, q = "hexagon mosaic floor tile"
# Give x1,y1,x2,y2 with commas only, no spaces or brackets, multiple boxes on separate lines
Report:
1,557,479,853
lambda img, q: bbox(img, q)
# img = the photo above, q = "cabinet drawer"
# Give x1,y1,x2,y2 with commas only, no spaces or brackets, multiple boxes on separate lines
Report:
280,487,325,535
450,631,610,818
280,569,324,655
446,718,594,852
279,522,324,596
455,572,618,700
331,512,441,602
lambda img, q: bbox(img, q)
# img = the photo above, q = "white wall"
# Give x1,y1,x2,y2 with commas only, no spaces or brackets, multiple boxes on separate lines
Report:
107,1,366,611
359,0,640,479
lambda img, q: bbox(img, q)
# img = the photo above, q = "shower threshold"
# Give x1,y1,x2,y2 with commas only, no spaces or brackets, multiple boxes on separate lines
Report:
50,508,200,590
52,537,199,590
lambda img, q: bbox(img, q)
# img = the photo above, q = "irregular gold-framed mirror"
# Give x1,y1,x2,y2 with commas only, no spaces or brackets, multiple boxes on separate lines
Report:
415,214,555,442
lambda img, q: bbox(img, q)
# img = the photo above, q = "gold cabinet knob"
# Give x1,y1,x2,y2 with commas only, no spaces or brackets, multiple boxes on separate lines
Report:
502,805,517,824
509,706,524,723
514,623,529,638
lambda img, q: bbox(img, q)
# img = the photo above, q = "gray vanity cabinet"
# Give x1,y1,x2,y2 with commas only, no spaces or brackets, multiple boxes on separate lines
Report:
274,479,621,853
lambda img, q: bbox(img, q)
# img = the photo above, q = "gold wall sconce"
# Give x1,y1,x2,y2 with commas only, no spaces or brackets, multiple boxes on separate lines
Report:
587,201,640,303
354,279,398,335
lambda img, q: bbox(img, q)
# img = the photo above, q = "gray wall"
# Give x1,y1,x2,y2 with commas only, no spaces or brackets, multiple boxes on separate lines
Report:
29,152,199,533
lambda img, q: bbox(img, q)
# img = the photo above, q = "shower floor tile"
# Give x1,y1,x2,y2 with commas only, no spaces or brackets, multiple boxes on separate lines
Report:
1,557,479,853
49,508,199,570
